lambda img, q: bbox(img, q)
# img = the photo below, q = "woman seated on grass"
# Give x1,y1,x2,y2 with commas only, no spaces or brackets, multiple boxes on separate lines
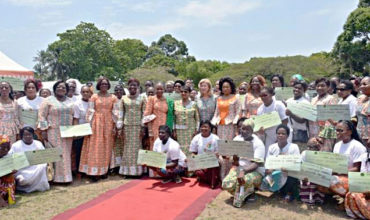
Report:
222,119,265,208
264,124,300,202
8,127,49,193
0,135,15,207
150,125,186,184
190,121,220,189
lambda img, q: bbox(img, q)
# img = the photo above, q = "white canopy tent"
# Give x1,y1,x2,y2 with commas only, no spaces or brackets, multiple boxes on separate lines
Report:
0,51,34,79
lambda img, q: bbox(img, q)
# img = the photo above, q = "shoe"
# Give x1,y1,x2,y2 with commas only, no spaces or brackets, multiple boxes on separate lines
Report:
161,179,172,184
175,176,182,184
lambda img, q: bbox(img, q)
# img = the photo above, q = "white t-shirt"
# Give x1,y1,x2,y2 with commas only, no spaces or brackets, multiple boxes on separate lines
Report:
233,134,265,175
266,142,300,157
153,137,181,162
333,139,366,169
286,97,309,131
8,139,45,154
359,152,370,172
73,99,89,124
189,133,219,154
17,96,44,110
338,94,357,117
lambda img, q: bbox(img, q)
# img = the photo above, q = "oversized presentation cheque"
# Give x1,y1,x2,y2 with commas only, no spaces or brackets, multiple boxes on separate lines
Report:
316,104,351,121
137,150,167,169
288,162,333,187
25,148,63,165
287,102,317,121
187,153,219,171
60,123,93,138
218,140,254,158
251,112,282,132
348,172,370,193
274,87,294,101
304,151,348,174
265,155,302,171
19,109,38,127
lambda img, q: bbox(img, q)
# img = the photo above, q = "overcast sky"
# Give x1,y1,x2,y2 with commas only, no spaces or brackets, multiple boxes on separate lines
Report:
0,0,359,69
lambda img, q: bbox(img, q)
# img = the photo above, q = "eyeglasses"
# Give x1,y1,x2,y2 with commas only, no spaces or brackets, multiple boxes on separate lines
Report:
181,91,189,93
336,129,344,132
337,88,348,91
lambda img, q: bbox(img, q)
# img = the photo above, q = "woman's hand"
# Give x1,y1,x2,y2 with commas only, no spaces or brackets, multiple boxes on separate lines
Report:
41,131,48,142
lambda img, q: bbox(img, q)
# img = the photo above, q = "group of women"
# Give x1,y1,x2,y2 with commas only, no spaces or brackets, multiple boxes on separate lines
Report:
0,74,368,219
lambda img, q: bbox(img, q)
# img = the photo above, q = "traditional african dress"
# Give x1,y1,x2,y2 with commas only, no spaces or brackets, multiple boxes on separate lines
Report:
38,96,74,183
0,101,20,145
308,94,337,151
196,95,216,122
79,94,119,176
174,100,199,156
0,174,15,205
110,97,124,169
356,95,370,142
144,96,168,150
119,95,146,176
242,93,263,119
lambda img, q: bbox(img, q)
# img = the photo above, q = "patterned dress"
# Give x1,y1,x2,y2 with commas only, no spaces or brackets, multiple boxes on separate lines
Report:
356,95,369,142
0,101,20,145
0,174,15,205
119,95,146,176
38,96,74,183
196,95,216,122
242,93,263,119
308,94,337,151
144,96,168,150
174,100,199,155
79,94,118,176
111,98,124,169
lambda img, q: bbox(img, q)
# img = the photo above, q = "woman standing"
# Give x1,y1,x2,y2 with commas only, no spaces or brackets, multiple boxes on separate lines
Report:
0,81,20,145
39,81,74,183
119,78,146,177
0,135,15,207
308,78,337,152
356,76,369,143
270,74,285,89
144,82,173,150
79,77,119,179
211,77,240,180
174,86,199,156
242,75,265,119
197,79,216,123
337,80,357,119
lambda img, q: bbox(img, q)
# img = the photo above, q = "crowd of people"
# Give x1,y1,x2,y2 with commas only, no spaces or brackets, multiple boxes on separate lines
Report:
0,74,369,219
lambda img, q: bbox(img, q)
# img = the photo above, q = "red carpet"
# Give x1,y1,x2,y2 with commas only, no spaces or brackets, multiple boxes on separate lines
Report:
53,178,221,220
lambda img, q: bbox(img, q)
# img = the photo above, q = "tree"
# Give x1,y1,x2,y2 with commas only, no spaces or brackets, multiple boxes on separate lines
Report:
114,39,148,71
332,1,370,77
149,34,188,59
34,22,125,82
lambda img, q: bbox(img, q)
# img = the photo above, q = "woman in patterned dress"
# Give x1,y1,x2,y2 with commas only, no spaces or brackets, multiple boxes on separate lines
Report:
242,75,265,119
0,135,15,207
0,81,20,145
308,78,338,152
119,78,146,177
211,77,241,180
174,86,199,156
79,77,119,180
144,82,169,150
356,76,369,143
197,79,216,123
39,81,74,183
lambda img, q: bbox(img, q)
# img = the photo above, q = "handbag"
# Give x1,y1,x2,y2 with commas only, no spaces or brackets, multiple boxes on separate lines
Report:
292,129,308,143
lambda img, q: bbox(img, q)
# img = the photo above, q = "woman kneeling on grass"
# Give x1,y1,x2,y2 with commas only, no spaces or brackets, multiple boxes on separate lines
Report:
222,119,265,208
0,135,15,207
150,125,186,184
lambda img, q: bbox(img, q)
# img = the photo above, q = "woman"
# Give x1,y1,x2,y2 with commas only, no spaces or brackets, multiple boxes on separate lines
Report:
72,86,92,175
211,77,240,180
118,78,146,177
190,121,220,188
270,74,285,88
0,81,20,145
8,127,49,193
197,79,216,123
144,82,173,150
17,79,44,140
242,75,265,118
327,121,366,210
174,86,199,156
257,87,289,152
337,80,357,119
344,138,369,219
222,119,265,207
356,76,369,143
39,88,51,98
79,77,119,180
172,80,184,101
0,135,15,207
309,78,338,152
39,81,74,183
265,124,300,202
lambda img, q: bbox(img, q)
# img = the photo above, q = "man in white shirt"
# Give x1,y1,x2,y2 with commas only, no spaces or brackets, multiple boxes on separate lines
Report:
151,125,186,184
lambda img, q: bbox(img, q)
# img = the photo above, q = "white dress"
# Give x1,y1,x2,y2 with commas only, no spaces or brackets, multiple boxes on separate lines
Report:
8,140,50,193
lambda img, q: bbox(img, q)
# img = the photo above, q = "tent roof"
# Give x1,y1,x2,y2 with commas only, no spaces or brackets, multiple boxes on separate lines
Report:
0,51,33,78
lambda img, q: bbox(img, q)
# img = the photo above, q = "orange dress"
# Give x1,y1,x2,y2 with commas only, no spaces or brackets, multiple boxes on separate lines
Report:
79,94,118,176
144,96,168,150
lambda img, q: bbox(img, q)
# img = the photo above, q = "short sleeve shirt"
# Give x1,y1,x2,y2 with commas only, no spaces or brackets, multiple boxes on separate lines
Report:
189,133,219,154
153,137,181,161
